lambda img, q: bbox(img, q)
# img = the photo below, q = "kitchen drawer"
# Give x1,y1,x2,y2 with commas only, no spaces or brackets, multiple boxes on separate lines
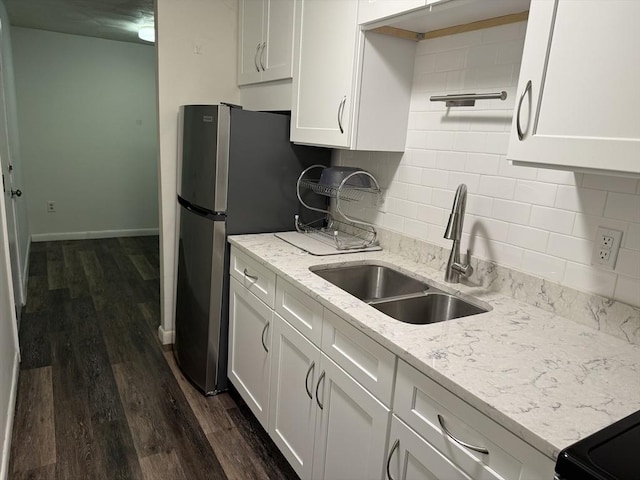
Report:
275,277,323,347
394,360,554,480
230,248,276,308
321,309,396,407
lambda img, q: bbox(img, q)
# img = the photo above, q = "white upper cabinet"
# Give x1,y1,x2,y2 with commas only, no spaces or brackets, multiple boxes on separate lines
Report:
238,0,297,85
507,0,640,176
358,0,426,25
291,0,416,151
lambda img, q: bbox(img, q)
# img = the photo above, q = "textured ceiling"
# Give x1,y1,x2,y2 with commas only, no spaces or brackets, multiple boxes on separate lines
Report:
5,0,155,45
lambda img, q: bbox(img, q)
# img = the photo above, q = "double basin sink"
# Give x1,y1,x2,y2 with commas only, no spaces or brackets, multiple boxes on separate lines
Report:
310,263,490,325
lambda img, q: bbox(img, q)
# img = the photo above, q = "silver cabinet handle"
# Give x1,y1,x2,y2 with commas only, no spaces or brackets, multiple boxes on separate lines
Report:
437,414,489,455
254,43,261,72
304,361,315,399
386,438,399,480
337,96,346,134
516,80,532,141
261,321,270,353
243,268,258,282
259,42,266,71
315,370,325,409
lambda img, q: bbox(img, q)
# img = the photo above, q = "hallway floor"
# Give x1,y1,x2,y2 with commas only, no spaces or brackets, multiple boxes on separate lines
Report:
8,237,297,480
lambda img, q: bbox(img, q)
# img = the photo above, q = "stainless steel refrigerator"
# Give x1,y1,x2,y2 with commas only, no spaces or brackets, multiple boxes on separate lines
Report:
174,104,330,395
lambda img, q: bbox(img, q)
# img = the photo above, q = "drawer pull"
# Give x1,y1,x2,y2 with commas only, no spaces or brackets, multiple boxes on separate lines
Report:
315,370,326,410
386,438,399,480
254,43,261,72
243,268,258,282
437,414,489,455
305,361,315,399
261,321,270,353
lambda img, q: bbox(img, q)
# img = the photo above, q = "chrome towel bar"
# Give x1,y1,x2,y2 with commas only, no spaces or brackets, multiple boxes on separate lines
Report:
430,91,507,107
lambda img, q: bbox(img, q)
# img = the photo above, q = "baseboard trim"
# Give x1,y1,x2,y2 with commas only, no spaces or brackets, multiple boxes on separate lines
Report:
31,228,159,243
0,351,19,480
158,326,174,345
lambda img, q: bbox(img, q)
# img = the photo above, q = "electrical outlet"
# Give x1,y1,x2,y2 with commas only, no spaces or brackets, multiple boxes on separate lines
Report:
47,201,56,213
591,227,623,270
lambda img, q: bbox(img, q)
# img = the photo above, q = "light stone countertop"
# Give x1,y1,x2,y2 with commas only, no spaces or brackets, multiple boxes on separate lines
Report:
228,233,640,461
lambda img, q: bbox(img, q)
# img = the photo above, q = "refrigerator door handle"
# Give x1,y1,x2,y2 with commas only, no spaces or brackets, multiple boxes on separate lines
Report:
178,195,225,220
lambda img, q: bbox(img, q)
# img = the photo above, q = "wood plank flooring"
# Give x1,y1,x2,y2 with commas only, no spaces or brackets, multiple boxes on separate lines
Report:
9,237,298,480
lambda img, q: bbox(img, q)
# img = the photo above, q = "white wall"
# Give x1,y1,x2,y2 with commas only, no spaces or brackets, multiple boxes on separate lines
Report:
156,0,240,340
337,21,640,307
12,27,159,239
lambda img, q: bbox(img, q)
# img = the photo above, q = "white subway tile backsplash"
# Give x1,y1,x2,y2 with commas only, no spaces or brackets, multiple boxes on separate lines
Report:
478,175,516,199
382,213,405,231
465,153,500,175
615,249,640,279
386,181,408,201
498,157,538,180
447,172,480,193
521,251,566,282
388,198,418,219
507,224,549,252
536,168,582,186
426,130,455,150
466,194,494,217
465,65,514,89
625,223,640,251
484,132,510,154
420,168,449,188
530,206,575,235
431,188,454,209
554,186,606,216
514,180,557,206
582,174,639,194
614,275,640,306
492,198,531,225
436,151,467,171
403,219,429,240
410,149,437,168
571,214,628,241
414,53,436,73
416,204,445,225
397,165,423,185
406,184,433,205
564,262,617,298
453,131,487,152
405,130,428,149
465,215,510,242
496,40,525,65
467,44,498,67
547,233,593,265
604,192,640,223
486,241,523,268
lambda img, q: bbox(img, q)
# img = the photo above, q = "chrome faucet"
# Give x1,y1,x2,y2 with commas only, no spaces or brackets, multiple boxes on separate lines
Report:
444,184,473,283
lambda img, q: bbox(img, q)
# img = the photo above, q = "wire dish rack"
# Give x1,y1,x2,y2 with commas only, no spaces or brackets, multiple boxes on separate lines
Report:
295,165,382,251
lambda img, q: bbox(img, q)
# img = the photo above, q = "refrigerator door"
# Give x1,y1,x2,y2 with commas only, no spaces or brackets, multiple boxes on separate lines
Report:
177,104,230,213
174,204,227,394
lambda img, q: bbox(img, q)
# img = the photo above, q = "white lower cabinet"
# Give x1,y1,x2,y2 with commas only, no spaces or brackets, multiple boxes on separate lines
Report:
269,314,321,479
387,415,471,480
228,277,272,429
312,352,391,480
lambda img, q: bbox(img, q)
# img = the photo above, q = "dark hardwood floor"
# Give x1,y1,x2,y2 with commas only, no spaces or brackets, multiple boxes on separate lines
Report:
9,236,297,480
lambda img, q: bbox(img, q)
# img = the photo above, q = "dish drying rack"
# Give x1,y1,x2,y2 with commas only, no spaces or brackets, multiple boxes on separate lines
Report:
295,165,382,251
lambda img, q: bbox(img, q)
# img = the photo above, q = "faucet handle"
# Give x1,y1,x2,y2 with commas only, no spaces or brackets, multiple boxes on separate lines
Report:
452,249,474,277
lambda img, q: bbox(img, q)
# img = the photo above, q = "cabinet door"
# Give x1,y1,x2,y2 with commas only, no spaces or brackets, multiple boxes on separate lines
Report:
261,0,296,82
312,353,390,480
291,0,359,148
507,0,640,175
269,315,321,480
386,415,472,480
238,0,265,85
228,277,272,428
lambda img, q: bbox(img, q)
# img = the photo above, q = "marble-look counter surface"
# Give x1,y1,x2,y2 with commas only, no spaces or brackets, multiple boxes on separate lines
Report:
228,233,640,461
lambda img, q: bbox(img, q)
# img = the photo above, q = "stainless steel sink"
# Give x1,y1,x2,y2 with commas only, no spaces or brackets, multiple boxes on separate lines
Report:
370,293,488,324
310,264,430,302
310,262,490,324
